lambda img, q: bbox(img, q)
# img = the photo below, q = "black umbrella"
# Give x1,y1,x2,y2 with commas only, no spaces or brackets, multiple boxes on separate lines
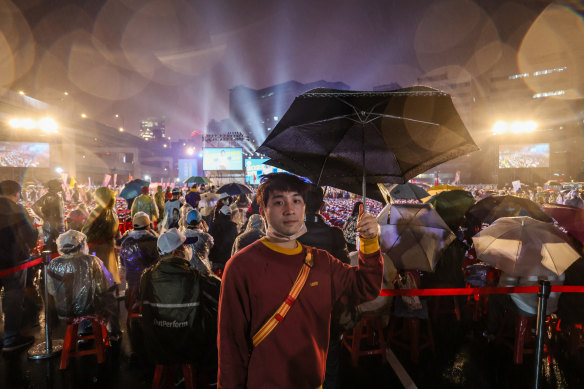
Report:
464,195,553,237
216,183,252,197
120,179,150,200
265,158,389,203
390,183,430,201
256,86,478,207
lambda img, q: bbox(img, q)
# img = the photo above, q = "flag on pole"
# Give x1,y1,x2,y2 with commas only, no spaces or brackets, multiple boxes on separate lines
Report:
113,174,118,187
103,174,111,187
70,176,76,189
88,176,92,187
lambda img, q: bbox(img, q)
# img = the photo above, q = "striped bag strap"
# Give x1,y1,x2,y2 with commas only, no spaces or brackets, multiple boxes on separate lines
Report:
252,246,314,347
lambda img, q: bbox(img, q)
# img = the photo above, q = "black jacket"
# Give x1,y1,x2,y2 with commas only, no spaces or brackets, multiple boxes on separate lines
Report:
0,197,39,270
209,214,238,265
298,214,350,264
139,256,220,367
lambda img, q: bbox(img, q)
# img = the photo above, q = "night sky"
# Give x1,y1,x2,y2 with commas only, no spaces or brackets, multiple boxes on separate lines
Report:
2,0,559,139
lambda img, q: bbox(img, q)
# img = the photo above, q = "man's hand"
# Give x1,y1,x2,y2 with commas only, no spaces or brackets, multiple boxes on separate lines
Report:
356,204,380,240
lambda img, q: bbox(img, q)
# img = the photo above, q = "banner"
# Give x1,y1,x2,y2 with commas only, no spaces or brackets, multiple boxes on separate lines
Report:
103,174,111,187
512,180,521,193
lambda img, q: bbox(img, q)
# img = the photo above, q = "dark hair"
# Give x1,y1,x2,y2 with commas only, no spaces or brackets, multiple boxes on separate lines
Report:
0,180,21,196
305,185,324,215
256,173,309,209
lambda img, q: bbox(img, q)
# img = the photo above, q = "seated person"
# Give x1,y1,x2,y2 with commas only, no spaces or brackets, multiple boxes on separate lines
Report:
139,228,221,373
119,212,159,303
46,230,115,321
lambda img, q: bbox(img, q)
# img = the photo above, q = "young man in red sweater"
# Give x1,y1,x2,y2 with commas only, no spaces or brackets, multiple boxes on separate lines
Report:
218,173,382,388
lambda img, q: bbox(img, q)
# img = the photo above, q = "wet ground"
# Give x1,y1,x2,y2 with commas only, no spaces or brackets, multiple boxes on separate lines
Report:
1,296,584,388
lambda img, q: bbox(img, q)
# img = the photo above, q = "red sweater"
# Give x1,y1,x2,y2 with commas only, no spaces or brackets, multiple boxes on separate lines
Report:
218,237,382,388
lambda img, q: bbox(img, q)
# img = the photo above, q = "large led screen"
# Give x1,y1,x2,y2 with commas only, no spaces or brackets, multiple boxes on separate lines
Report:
0,142,50,168
202,148,243,171
499,143,550,169
245,158,287,185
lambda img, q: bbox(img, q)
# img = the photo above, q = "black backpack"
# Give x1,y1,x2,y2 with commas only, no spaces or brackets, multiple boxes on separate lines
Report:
139,257,220,368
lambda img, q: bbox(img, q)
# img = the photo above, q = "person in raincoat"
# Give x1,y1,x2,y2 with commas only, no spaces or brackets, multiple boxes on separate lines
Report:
154,185,166,220
82,187,121,283
231,214,265,255
180,209,214,275
161,188,182,231
47,230,114,320
32,179,65,253
131,186,159,221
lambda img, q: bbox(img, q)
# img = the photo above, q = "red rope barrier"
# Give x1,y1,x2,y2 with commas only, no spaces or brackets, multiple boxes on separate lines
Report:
0,238,109,278
379,285,584,296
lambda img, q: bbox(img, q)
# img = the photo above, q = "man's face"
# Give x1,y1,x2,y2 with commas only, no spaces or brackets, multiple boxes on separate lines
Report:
260,190,305,235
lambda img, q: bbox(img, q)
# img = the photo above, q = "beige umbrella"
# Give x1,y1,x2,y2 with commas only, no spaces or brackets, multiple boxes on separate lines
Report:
473,216,580,276
379,203,455,272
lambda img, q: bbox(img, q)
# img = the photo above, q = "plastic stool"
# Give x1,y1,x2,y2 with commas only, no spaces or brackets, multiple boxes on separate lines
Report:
342,314,387,366
60,316,108,369
497,313,553,364
152,364,199,389
387,316,435,363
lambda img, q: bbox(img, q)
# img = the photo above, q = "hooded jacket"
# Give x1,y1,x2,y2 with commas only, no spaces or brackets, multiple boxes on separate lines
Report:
131,194,159,220
120,229,160,290
0,197,39,270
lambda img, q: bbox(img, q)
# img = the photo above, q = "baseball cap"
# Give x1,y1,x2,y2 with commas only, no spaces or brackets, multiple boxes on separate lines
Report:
157,228,186,255
186,209,202,224
133,211,150,229
172,187,181,195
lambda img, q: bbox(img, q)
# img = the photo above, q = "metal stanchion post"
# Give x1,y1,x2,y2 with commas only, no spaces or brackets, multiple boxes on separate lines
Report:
28,251,63,359
533,279,551,389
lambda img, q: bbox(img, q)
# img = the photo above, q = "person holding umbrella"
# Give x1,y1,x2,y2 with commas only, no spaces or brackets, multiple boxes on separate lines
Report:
218,173,382,389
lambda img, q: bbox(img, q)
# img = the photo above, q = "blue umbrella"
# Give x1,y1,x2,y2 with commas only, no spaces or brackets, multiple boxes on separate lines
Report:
120,179,150,200
216,183,252,196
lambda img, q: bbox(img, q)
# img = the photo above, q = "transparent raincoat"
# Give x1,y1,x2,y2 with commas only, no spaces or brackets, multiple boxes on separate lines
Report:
47,231,114,318
82,187,120,283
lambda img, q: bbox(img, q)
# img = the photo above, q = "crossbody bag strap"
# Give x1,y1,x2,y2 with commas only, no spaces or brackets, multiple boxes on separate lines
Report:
252,246,314,347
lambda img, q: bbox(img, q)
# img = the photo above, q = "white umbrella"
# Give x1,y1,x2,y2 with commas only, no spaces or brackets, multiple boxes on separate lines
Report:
379,203,455,272
473,216,580,276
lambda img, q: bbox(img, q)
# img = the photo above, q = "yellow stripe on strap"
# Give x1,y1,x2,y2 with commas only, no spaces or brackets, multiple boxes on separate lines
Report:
252,248,313,347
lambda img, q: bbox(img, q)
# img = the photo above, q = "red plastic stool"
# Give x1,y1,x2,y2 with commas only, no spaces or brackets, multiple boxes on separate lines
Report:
152,364,202,389
342,314,387,366
387,316,435,363
497,313,553,364
60,316,108,370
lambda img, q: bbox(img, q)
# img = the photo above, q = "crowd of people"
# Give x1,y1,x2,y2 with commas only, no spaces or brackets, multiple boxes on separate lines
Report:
1,175,583,388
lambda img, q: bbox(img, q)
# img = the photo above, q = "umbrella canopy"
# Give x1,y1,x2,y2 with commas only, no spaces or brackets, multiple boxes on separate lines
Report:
256,86,478,203
465,195,552,236
427,184,463,197
542,203,584,244
473,216,580,276
200,192,221,202
216,183,252,197
265,158,389,203
184,176,212,185
390,183,430,201
119,179,150,200
425,190,475,230
379,203,456,272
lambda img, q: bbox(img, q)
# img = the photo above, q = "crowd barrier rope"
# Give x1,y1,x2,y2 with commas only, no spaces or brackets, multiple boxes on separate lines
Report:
0,238,107,278
379,285,584,296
